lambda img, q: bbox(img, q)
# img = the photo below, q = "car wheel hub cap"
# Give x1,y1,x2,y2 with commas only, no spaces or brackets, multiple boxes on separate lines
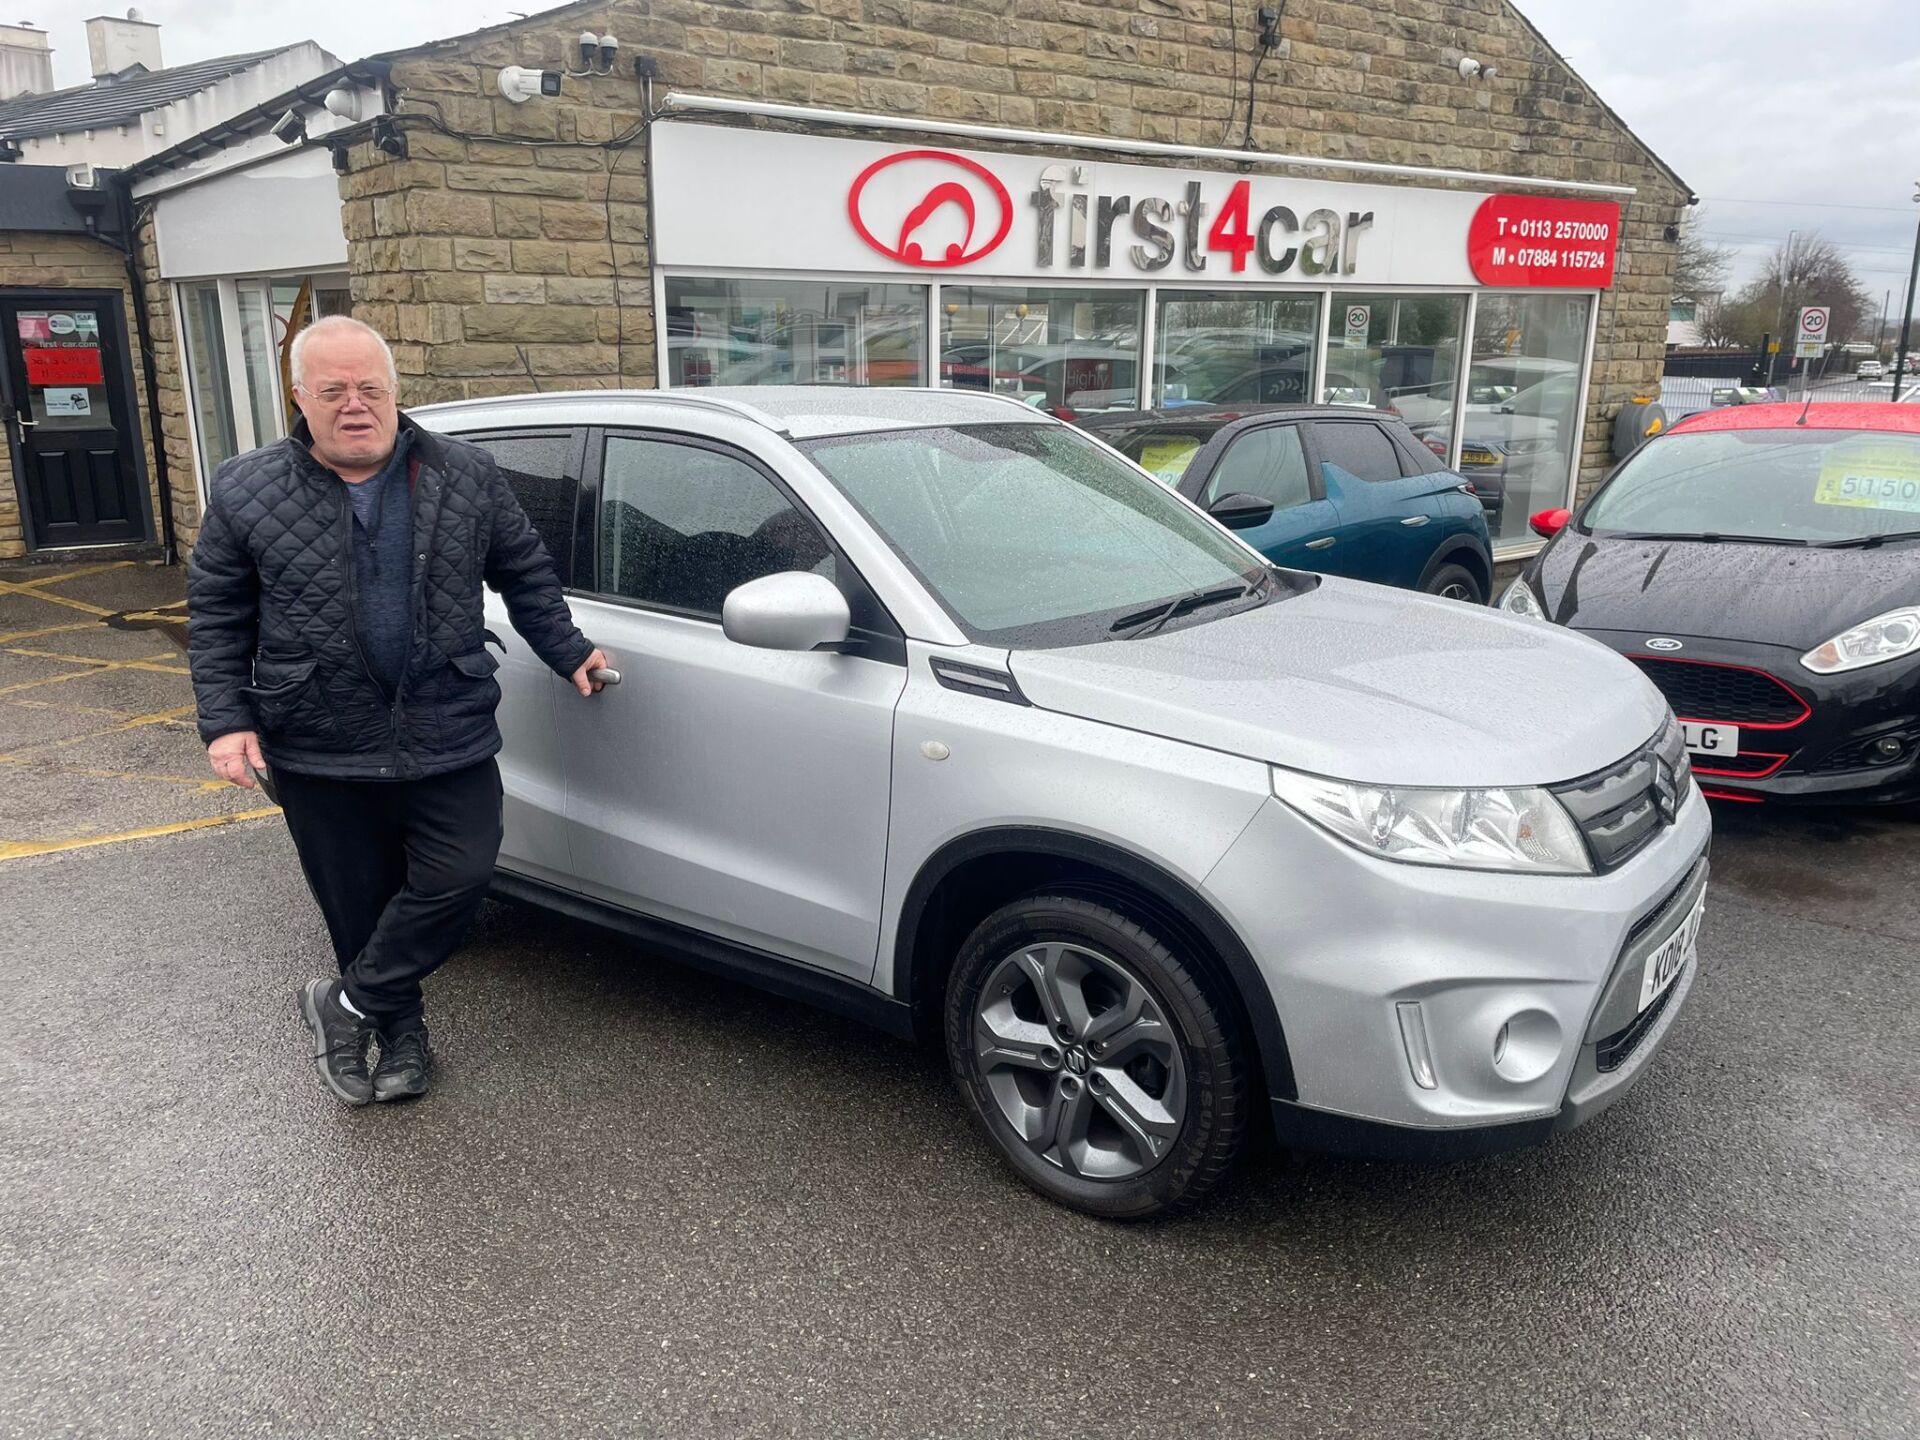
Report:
973,942,1187,1181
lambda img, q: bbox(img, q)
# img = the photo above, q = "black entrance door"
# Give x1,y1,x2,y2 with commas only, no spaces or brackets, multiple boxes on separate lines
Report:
1,289,151,548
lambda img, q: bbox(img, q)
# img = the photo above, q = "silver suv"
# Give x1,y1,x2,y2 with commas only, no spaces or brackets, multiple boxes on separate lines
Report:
417,387,1711,1219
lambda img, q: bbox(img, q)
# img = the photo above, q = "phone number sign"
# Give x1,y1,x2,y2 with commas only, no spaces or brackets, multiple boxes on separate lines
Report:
1467,195,1621,289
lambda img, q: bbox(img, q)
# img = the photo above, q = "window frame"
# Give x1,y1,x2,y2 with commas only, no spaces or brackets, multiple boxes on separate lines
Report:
578,425,907,664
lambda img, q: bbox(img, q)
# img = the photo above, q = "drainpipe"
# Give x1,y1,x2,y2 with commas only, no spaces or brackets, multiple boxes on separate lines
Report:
107,176,178,564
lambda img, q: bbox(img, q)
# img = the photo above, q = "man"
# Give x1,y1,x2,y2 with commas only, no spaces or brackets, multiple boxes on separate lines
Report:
188,316,609,1107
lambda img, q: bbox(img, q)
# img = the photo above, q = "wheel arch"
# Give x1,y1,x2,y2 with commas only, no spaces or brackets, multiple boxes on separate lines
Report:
1417,532,1492,598
891,826,1298,1101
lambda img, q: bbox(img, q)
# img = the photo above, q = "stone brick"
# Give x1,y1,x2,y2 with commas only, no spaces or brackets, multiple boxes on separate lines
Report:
447,165,596,198
546,277,618,305
493,197,544,238
539,201,611,240
430,343,535,376
483,274,547,304
453,238,514,271
463,305,601,343
510,240,573,273
407,190,495,236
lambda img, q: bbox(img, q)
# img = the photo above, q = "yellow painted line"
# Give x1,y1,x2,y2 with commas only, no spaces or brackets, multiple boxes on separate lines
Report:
16,561,134,588
0,754,226,791
4,695,177,722
0,806,281,862
0,579,116,616
2,646,189,675
0,702,198,762
0,652,190,697
116,607,188,624
0,621,97,645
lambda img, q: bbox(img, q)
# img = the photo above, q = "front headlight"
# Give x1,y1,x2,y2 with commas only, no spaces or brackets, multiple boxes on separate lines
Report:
1498,577,1547,621
1270,768,1593,875
1802,606,1920,674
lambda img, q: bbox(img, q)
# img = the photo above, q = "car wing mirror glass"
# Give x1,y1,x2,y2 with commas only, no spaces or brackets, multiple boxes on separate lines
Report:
721,571,852,652
1207,492,1276,530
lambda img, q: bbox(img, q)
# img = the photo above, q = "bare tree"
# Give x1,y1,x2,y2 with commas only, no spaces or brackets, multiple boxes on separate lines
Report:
1673,211,1734,302
1748,232,1875,346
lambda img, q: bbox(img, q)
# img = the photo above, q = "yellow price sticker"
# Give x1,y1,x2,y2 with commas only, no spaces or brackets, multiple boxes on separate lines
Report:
1138,437,1200,486
1815,441,1920,513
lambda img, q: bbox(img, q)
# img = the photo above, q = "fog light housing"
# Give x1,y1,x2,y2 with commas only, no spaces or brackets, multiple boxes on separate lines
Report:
1874,736,1905,761
1491,1008,1561,1084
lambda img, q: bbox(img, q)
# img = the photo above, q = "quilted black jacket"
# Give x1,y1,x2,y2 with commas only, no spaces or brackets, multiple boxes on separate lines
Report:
188,414,593,780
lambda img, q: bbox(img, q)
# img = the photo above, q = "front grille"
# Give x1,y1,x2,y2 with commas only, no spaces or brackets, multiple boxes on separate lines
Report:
1552,721,1688,872
1629,658,1808,725
1597,980,1678,1072
1692,749,1790,779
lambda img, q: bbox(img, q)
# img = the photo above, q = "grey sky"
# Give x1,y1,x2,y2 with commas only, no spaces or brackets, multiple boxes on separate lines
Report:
25,0,1920,310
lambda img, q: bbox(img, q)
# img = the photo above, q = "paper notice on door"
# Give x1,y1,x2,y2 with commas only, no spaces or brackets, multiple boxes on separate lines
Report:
43,387,91,417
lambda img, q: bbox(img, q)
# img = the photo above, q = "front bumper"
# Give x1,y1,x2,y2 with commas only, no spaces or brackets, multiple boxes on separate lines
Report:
1583,631,1920,806
1205,781,1711,1152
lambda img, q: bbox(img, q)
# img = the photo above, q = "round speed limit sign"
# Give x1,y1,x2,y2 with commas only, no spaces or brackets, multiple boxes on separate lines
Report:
1798,306,1829,338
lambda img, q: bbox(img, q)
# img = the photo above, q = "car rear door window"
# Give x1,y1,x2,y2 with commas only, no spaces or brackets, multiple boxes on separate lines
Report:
1312,421,1408,481
465,431,579,579
595,434,836,617
1204,425,1313,509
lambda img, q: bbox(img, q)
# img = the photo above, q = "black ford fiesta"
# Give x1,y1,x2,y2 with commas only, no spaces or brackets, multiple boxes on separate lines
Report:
1499,403,1920,806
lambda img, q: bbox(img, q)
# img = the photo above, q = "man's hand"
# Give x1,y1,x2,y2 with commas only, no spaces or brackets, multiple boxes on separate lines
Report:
208,730,267,789
570,647,612,697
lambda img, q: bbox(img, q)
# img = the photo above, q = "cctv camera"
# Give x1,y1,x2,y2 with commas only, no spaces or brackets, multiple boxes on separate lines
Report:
270,108,306,145
498,65,562,103
322,85,362,122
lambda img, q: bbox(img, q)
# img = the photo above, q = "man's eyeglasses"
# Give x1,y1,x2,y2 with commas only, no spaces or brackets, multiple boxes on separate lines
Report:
298,382,395,407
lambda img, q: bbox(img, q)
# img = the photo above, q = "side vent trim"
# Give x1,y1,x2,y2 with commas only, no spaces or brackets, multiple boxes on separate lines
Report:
929,657,1031,706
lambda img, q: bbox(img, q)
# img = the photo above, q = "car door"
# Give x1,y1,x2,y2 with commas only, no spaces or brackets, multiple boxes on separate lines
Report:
1305,418,1441,586
1184,422,1340,571
551,428,906,982
460,427,583,885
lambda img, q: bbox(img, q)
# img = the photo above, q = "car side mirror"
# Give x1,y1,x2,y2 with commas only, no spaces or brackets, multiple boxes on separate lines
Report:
1207,491,1276,530
1529,507,1572,539
721,571,851,652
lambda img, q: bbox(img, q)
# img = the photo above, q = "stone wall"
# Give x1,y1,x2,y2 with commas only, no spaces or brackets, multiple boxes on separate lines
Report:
0,229,162,560
337,0,1685,513
132,211,202,555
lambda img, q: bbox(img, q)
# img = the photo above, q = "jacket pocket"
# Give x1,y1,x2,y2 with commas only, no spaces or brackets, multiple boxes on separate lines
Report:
241,658,320,733
449,650,500,679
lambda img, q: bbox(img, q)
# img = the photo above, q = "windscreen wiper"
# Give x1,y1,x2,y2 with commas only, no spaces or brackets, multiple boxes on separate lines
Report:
1109,579,1260,640
1817,530,1920,549
1606,531,1809,547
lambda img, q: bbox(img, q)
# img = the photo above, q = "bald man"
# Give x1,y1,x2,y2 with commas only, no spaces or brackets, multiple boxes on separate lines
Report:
188,316,610,1107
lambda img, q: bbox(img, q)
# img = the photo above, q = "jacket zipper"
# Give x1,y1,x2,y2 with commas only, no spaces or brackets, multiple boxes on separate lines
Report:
336,494,398,775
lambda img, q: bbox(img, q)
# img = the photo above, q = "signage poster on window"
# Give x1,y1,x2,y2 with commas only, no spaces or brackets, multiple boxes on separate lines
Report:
16,312,52,342
1343,304,1371,347
25,347,105,386
42,387,91,417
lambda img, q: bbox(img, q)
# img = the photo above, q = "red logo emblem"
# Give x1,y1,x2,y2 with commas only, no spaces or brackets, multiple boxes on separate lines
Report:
847,150,1013,268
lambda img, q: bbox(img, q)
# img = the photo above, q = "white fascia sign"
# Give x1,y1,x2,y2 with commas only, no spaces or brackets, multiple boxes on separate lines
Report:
653,124,1620,289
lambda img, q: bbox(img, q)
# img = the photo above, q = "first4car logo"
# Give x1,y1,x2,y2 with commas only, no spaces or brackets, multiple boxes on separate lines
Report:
846,150,1014,268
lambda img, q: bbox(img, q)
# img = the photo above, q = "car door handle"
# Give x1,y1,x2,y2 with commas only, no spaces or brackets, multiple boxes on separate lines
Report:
1305,537,1336,550
588,667,621,686
1399,515,1431,527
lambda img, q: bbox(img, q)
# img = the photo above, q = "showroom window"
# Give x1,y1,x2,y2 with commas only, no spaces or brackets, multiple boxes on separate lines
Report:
939,285,1145,415
1154,292,1321,409
1466,293,1592,548
663,277,926,387
1323,292,1467,460
176,273,351,495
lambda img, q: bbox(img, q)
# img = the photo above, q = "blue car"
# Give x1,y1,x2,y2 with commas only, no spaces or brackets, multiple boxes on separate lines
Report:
1082,405,1495,603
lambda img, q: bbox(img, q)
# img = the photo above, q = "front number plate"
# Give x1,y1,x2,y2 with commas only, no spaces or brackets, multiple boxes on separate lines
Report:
1638,893,1705,1013
1683,722,1740,758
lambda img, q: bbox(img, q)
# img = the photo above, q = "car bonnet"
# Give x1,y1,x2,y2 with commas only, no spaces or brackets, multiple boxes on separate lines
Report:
1005,579,1668,789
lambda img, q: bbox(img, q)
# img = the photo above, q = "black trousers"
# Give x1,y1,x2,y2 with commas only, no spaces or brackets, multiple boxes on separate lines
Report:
273,759,503,1031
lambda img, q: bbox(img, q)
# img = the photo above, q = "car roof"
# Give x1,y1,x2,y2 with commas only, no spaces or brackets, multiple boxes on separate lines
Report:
1666,402,1920,435
410,385,1052,439
1079,404,1395,432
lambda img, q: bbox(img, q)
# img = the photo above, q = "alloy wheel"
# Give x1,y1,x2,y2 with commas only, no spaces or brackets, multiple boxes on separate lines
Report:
1438,580,1476,601
972,941,1187,1181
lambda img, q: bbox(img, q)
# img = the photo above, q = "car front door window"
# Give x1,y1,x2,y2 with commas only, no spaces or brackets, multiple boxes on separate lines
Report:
1203,426,1314,509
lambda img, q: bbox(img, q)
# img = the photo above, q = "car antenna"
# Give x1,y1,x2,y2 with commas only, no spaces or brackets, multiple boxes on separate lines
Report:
1795,380,1815,427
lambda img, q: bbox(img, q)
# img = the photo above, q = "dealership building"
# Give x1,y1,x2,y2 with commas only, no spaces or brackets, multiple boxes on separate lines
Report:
0,0,1688,563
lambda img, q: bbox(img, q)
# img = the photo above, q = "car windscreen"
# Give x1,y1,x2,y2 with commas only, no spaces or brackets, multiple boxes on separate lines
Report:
1582,428,1920,545
799,422,1279,647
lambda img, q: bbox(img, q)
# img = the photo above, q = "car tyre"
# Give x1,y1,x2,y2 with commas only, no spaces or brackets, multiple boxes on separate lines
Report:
943,894,1248,1220
1423,562,1485,604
